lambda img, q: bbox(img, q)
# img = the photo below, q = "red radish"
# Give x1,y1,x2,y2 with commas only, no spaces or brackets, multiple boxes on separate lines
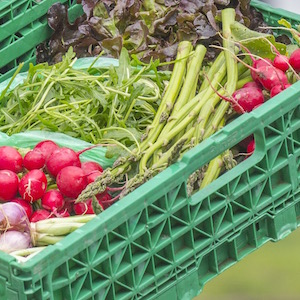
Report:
62,199,74,214
270,83,292,98
56,166,87,198
243,81,262,89
19,169,48,203
41,190,65,212
289,48,300,72
251,58,273,84
255,65,288,91
97,192,113,209
11,198,33,219
30,209,52,222
46,145,97,177
273,54,289,72
55,209,70,217
23,150,46,170
81,161,103,175
46,148,81,177
0,170,19,201
239,135,254,150
0,146,23,173
33,140,59,161
86,170,102,184
231,87,264,114
247,140,255,155
73,198,104,215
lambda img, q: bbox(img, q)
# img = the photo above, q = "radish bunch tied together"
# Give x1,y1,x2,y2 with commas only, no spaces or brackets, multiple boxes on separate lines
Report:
0,140,116,254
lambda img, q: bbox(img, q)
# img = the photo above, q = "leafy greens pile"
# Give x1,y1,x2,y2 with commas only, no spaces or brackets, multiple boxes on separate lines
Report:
0,48,169,155
37,0,270,65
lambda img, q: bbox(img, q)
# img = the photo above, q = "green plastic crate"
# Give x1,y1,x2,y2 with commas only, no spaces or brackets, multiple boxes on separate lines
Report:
0,0,300,299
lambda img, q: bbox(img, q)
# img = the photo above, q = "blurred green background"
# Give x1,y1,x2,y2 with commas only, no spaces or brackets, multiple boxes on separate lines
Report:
193,228,300,300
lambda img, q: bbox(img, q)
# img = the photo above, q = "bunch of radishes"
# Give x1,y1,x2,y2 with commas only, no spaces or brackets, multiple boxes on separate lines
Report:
229,48,300,115
0,140,112,223
231,48,300,156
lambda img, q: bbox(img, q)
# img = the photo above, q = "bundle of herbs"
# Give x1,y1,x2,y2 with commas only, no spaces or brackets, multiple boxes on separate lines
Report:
37,0,272,66
0,49,170,154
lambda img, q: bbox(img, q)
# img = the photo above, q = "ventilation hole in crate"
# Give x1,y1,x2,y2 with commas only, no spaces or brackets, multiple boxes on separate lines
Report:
107,229,127,253
173,231,194,260
0,36,12,49
212,205,235,237
196,216,213,237
283,106,300,131
68,254,88,280
290,128,300,155
248,165,267,185
52,263,70,289
87,237,109,266
127,210,147,236
255,222,260,231
14,31,23,39
71,272,92,299
166,183,186,209
133,258,154,288
255,218,269,245
156,269,176,292
252,178,272,210
153,258,172,282
16,48,36,65
111,246,131,274
216,241,236,272
206,191,226,213
264,123,283,147
130,242,149,265
146,202,166,225
231,175,251,200
173,204,190,224
53,286,72,300
150,195,166,212
272,191,291,212
132,233,150,252
113,221,128,238
235,224,257,258
230,200,251,224
93,260,111,279
148,219,170,248
89,269,110,293
23,277,42,295
192,226,212,253
190,200,210,224
154,245,174,273
270,165,291,196
267,140,289,169
228,173,247,196
198,251,217,283
116,272,134,294
12,1,29,18
169,214,188,237
233,190,253,211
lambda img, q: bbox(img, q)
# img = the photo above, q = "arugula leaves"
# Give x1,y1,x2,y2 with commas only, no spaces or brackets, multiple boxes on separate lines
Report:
0,48,169,158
